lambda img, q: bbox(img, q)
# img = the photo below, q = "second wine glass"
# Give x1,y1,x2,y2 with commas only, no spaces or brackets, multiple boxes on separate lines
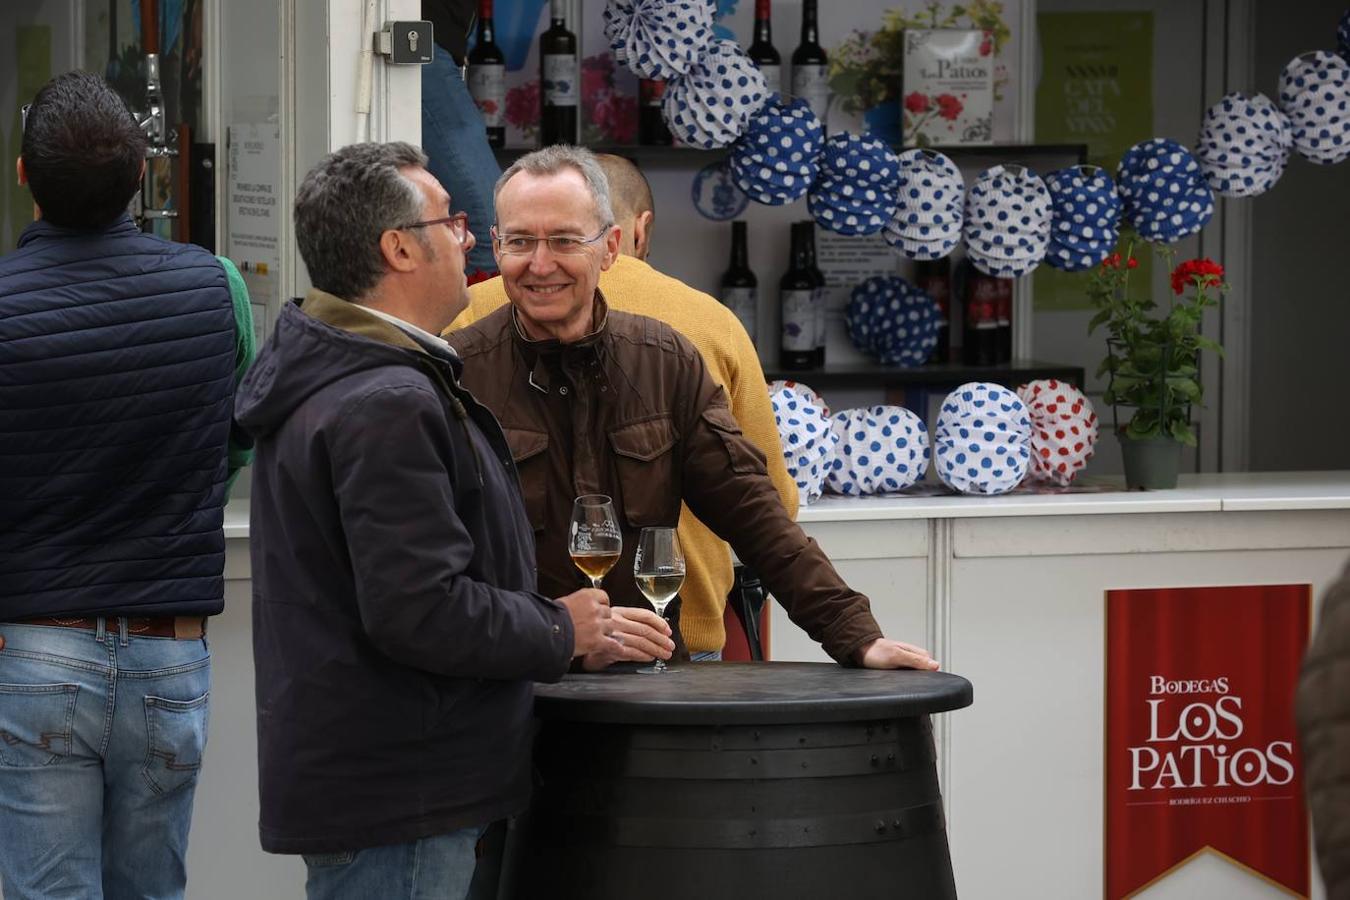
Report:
569,494,622,589
634,526,685,675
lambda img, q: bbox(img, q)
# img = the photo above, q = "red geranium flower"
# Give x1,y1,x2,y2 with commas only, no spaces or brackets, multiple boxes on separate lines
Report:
904,91,931,114
1170,258,1225,294
936,93,964,120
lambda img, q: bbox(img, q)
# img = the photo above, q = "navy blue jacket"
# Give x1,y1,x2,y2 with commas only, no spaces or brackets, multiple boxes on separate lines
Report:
0,216,236,619
235,293,573,854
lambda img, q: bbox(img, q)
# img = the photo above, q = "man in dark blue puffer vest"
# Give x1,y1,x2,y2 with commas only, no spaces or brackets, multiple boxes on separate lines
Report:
0,71,252,899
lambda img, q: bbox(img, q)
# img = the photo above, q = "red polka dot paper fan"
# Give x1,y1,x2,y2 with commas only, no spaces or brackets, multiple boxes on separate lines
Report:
1016,379,1099,485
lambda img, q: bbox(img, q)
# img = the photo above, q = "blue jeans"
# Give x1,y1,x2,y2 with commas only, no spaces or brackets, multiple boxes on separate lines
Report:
422,44,501,277
0,620,211,900
304,828,486,900
690,650,723,661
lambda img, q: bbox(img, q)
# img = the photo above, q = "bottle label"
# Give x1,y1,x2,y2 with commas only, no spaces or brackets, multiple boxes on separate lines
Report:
543,54,578,106
760,64,782,97
813,287,827,349
469,64,506,126
781,289,816,351
790,64,829,125
640,79,666,108
721,287,758,343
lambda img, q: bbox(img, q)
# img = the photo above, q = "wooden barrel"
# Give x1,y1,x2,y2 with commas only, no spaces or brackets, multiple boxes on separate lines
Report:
518,663,972,899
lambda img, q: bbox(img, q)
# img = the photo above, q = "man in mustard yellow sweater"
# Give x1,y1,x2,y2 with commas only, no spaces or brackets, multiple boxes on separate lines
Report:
447,154,797,660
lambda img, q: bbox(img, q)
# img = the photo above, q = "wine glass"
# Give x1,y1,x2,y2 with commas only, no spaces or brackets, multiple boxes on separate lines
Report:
569,495,622,589
633,527,685,675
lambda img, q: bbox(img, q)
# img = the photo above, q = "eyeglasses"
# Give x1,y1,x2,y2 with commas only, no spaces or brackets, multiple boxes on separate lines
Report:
401,211,469,245
20,104,30,135
491,224,611,257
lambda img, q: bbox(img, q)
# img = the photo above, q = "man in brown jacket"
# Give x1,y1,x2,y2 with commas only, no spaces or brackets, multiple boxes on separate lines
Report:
1297,562,1350,897
447,145,937,672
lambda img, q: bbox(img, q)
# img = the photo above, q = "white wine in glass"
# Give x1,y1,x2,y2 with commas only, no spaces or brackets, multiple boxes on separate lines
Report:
634,526,685,674
569,495,622,589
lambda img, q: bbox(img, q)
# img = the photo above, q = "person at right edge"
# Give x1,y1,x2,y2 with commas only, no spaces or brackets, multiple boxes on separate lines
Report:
234,141,618,900
1297,562,1350,898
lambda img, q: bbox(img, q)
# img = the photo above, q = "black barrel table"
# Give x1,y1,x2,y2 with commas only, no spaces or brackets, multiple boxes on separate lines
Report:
517,662,973,899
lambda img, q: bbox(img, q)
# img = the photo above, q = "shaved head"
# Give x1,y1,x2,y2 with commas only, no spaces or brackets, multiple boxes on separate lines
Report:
595,154,655,259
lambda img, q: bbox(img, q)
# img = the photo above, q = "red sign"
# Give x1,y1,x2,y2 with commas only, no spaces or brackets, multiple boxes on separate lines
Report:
1105,585,1310,898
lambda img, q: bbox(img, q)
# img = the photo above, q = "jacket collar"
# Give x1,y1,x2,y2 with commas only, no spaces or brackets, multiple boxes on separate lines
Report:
17,213,139,248
510,290,611,394
300,288,462,373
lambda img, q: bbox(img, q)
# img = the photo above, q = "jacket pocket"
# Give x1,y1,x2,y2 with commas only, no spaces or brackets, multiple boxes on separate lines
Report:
141,692,209,795
702,405,769,476
0,682,78,768
609,416,679,527
502,427,550,531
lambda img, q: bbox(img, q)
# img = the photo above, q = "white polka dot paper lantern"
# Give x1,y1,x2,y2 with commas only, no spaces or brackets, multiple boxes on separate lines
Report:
602,0,714,81
1115,139,1215,244
1016,379,1099,486
884,149,965,260
826,406,930,495
1043,166,1121,272
933,382,1032,495
769,385,839,503
1196,93,1293,197
962,165,1052,278
807,133,901,236
662,40,769,149
729,97,823,206
768,379,829,416
1277,51,1350,165
845,276,941,367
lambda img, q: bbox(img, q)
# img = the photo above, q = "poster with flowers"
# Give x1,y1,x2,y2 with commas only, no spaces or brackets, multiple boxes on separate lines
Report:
901,29,994,146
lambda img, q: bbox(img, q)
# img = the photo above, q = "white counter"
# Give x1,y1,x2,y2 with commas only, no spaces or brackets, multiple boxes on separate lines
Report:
198,473,1346,899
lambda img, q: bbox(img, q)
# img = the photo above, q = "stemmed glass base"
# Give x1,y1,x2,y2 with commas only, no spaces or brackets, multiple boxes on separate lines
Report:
637,604,674,675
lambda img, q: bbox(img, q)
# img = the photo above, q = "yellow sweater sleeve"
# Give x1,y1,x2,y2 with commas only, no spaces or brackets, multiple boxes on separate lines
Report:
722,315,799,519
446,277,510,334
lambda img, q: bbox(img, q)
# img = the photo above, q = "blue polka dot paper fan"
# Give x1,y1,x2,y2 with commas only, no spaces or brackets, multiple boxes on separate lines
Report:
1278,50,1350,105
768,379,830,416
606,0,716,81
933,382,1032,495
1043,240,1111,272
962,165,1052,277
818,133,901,187
884,226,962,261
825,406,930,495
808,191,893,236
1276,58,1350,165
728,97,823,204
1196,93,1294,194
893,149,966,235
770,385,839,503
663,40,768,149
845,276,941,367
1115,139,1215,243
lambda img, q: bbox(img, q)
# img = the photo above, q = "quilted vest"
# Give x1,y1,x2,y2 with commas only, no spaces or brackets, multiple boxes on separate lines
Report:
0,215,236,618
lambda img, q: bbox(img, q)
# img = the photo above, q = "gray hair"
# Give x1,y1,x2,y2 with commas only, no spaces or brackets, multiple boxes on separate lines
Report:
493,145,615,229
293,141,428,299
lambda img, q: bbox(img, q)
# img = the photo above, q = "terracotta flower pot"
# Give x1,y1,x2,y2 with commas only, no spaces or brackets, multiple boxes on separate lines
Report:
1117,432,1182,490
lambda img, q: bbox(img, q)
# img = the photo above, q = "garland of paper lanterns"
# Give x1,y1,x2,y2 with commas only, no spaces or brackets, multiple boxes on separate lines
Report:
598,0,1348,276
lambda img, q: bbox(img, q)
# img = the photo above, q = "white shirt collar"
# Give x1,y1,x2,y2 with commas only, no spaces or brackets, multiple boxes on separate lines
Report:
353,304,455,356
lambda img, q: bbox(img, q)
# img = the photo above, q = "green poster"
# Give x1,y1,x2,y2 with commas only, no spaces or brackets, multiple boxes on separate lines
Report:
5,26,53,250
1033,12,1153,312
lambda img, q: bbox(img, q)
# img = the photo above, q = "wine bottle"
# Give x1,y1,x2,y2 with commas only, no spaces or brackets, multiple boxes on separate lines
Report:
800,221,826,368
961,259,1000,367
995,280,1013,363
779,223,816,371
790,0,829,127
913,257,952,364
467,0,506,149
539,0,578,146
639,78,673,146
748,0,782,98
719,221,758,344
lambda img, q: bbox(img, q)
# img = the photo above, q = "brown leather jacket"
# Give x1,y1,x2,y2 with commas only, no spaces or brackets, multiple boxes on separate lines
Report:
447,295,883,664
1298,560,1350,896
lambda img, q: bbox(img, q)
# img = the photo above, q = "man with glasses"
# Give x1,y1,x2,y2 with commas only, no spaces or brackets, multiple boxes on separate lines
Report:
448,145,939,673
0,71,253,900
234,141,619,899
450,153,797,664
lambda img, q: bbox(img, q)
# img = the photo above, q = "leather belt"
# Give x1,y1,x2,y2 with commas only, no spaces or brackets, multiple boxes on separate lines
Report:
8,615,207,640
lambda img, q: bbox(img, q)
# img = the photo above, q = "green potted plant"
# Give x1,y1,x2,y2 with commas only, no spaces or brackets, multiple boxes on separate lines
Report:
1086,243,1228,489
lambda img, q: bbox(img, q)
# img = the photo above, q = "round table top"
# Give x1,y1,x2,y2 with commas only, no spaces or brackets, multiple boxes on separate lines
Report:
533,662,973,725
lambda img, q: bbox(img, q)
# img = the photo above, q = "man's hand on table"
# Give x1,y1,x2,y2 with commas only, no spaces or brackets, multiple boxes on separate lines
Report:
557,588,623,659
579,606,675,672
855,638,940,671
